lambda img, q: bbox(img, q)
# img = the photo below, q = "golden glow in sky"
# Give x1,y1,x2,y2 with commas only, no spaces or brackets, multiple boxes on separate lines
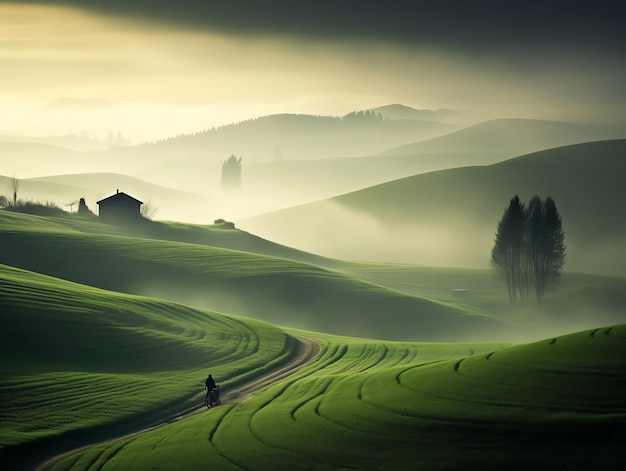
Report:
1,3,624,143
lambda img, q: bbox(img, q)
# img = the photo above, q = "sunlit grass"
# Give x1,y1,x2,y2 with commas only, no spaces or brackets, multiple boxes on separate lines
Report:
2,210,625,469
54,325,626,470
0,264,294,455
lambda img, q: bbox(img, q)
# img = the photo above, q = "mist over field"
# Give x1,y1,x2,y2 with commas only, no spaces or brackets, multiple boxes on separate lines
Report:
1,0,624,349
2,2,626,469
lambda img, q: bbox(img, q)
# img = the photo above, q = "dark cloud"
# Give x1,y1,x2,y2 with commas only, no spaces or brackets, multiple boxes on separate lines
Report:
15,0,626,55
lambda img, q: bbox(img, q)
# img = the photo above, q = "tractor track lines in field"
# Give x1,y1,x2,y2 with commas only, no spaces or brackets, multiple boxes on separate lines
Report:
394,360,446,384
35,336,321,471
314,344,348,371
94,441,130,471
222,336,320,404
385,346,417,368
206,405,233,442
205,407,247,471
289,377,334,420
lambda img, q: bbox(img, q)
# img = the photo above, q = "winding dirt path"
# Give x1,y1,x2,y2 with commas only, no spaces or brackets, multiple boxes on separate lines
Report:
34,336,321,471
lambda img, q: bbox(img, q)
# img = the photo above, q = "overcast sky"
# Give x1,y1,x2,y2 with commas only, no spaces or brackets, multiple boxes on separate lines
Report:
1,1,625,142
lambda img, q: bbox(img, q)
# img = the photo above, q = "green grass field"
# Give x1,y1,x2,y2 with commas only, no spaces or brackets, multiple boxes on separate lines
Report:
1,209,625,469
0,211,506,342
0,263,297,468
51,325,626,470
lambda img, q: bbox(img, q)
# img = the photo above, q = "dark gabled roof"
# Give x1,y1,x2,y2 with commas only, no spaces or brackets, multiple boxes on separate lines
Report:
96,191,143,205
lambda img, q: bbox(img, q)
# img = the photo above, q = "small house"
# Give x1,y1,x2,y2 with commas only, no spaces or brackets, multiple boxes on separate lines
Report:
96,190,143,222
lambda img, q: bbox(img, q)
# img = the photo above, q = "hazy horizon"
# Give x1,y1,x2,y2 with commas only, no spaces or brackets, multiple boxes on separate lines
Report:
2,1,625,143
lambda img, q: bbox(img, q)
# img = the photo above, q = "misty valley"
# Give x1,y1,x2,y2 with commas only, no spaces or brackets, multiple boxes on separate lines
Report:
1,105,626,470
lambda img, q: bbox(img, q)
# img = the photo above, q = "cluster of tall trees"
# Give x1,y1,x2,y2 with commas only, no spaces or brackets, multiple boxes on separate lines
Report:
490,195,566,304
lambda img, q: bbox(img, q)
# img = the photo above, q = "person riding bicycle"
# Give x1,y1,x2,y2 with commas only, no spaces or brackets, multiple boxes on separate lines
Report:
205,374,217,401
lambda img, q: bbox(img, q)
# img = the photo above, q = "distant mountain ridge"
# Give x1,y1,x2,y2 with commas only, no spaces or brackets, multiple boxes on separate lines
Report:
134,107,457,163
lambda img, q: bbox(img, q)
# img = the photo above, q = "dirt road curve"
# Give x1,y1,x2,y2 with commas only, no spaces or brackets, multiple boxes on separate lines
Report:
34,336,321,471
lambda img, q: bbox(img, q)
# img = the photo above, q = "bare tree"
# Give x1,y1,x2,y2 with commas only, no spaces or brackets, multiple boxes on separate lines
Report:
10,176,20,206
140,200,159,220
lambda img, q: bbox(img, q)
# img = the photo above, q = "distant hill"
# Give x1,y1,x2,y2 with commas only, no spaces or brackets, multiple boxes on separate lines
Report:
369,104,459,122
136,118,625,220
0,142,88,178
239,139,626,277
130,109,457,167
6,115,624,225
378,118,626,164
0,132,129,152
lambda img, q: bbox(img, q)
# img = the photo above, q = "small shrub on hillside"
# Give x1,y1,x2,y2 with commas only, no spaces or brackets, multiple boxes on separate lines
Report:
5,200,67,217
213,218,236,229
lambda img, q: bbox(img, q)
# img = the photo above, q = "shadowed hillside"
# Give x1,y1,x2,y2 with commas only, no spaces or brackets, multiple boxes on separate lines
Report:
0,211,505,342
239,139,626,277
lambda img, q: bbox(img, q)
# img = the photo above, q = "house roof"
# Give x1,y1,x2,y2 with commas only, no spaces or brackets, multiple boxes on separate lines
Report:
96,191,143,205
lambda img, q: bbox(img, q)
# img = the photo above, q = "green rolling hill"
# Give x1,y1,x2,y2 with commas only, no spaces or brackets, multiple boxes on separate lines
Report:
53,324,626,470
0,263,297,468
1,203,625,469
0,211,505,342
239,139,626,277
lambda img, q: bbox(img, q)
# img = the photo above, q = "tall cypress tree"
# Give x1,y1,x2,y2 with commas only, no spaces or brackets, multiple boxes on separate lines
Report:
490,195,527,303
537,196,566,303
492,195,566,304
525,195,545,303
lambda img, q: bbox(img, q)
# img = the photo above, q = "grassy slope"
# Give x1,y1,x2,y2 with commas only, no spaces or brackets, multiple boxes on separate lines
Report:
2,209,625,469
239,139,626,276
0,263,296,467
55,325,626,470
0,211,504,342
337,263,626,338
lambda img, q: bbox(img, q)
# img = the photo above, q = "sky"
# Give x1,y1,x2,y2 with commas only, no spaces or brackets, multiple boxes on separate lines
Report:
1,0,625,143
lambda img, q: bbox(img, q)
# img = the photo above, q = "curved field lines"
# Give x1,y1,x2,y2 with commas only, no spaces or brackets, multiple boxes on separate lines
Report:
52,338,499,470
52,326,626,470
0,264,296,468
